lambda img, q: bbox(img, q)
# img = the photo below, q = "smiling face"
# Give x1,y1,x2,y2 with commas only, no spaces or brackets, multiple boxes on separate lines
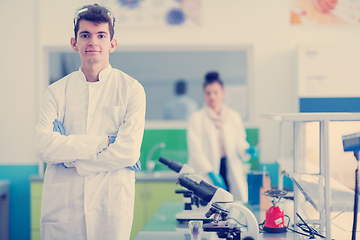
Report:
70,20,117,69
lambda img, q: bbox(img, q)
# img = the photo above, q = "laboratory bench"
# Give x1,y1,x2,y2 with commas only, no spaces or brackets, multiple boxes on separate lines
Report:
0,180,10,240
134,201,360,240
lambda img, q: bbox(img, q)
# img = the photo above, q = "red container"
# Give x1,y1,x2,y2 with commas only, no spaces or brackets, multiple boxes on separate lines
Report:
263,206,287,233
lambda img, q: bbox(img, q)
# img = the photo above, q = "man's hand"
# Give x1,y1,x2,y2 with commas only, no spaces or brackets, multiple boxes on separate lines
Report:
108,136,116,145
128,160,141,171
108,136,141,171
52,120,75,168
53,119,66,135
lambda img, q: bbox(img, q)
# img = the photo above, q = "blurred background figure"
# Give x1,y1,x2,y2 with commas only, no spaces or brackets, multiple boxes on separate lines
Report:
164,79,199,120
187,71,257,202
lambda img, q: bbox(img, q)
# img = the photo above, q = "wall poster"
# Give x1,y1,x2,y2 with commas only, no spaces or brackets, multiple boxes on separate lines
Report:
101,0,202,28
290,0,360,25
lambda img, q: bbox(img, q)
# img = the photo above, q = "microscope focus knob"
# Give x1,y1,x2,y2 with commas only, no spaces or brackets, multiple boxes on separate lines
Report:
185,203,192,210
205,207,216,218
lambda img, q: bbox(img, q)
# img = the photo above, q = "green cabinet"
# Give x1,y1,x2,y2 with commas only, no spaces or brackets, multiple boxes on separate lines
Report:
130,182,183,240
140,129,188,172
30,181,43,240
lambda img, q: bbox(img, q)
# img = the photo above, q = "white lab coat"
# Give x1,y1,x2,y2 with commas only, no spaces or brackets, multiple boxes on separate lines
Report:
187,106,250,202
35,65,146,240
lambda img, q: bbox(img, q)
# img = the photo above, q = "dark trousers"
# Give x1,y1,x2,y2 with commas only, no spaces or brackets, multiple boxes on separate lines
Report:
219,157,229,191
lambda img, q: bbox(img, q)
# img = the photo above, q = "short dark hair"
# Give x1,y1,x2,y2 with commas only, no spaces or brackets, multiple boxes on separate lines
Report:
203,71,224,89
74,4,115,41
175,80,186,95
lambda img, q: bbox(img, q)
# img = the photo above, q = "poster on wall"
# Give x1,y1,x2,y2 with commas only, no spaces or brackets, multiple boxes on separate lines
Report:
298,43,360,112
290,0,360,25
298,43,360,97
100,0,201,29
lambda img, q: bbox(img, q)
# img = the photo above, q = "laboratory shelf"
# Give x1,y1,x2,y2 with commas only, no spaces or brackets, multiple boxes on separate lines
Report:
276,157,319,175
262,112,360,240
277,158,356,212
262,112,360,122
288,173,356,212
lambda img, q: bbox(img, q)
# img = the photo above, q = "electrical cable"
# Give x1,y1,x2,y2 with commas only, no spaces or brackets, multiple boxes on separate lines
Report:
296,213,325,239
257,220,267,233
284,215,314,238
226,217,247,228
351,151,359,240
284,214,326,239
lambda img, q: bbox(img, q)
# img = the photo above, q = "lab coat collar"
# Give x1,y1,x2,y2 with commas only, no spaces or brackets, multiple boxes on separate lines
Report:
78,64,113,83
98,64,112,82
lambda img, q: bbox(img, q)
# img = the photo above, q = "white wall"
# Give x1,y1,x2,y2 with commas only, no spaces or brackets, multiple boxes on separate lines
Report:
0,0,38,165
2,0,360,165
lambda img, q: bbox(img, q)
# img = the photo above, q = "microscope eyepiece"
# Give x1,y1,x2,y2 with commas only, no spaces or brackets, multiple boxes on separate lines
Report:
158,157,182,173
178,175,217,203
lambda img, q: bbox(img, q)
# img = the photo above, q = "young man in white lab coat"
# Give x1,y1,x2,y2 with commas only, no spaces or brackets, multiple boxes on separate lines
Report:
35,4,146,240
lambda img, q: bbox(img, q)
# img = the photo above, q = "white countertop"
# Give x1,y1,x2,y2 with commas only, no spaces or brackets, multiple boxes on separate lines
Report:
262,112,360,122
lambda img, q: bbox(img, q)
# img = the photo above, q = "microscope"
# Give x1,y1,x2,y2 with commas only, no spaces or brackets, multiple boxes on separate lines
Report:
177,174,260,240
159,157,259,240
158,157,214,223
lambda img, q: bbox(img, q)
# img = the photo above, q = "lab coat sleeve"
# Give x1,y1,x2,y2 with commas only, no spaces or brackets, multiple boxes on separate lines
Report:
74,82,146,176
187,113,214,176
35,87,108,164
234,113,251,162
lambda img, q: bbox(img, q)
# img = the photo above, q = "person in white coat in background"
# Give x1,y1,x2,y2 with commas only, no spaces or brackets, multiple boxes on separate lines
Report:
187,71,256,202
35,4,145,240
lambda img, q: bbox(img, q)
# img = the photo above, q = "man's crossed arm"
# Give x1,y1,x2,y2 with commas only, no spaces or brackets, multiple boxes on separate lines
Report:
53,119,141,171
